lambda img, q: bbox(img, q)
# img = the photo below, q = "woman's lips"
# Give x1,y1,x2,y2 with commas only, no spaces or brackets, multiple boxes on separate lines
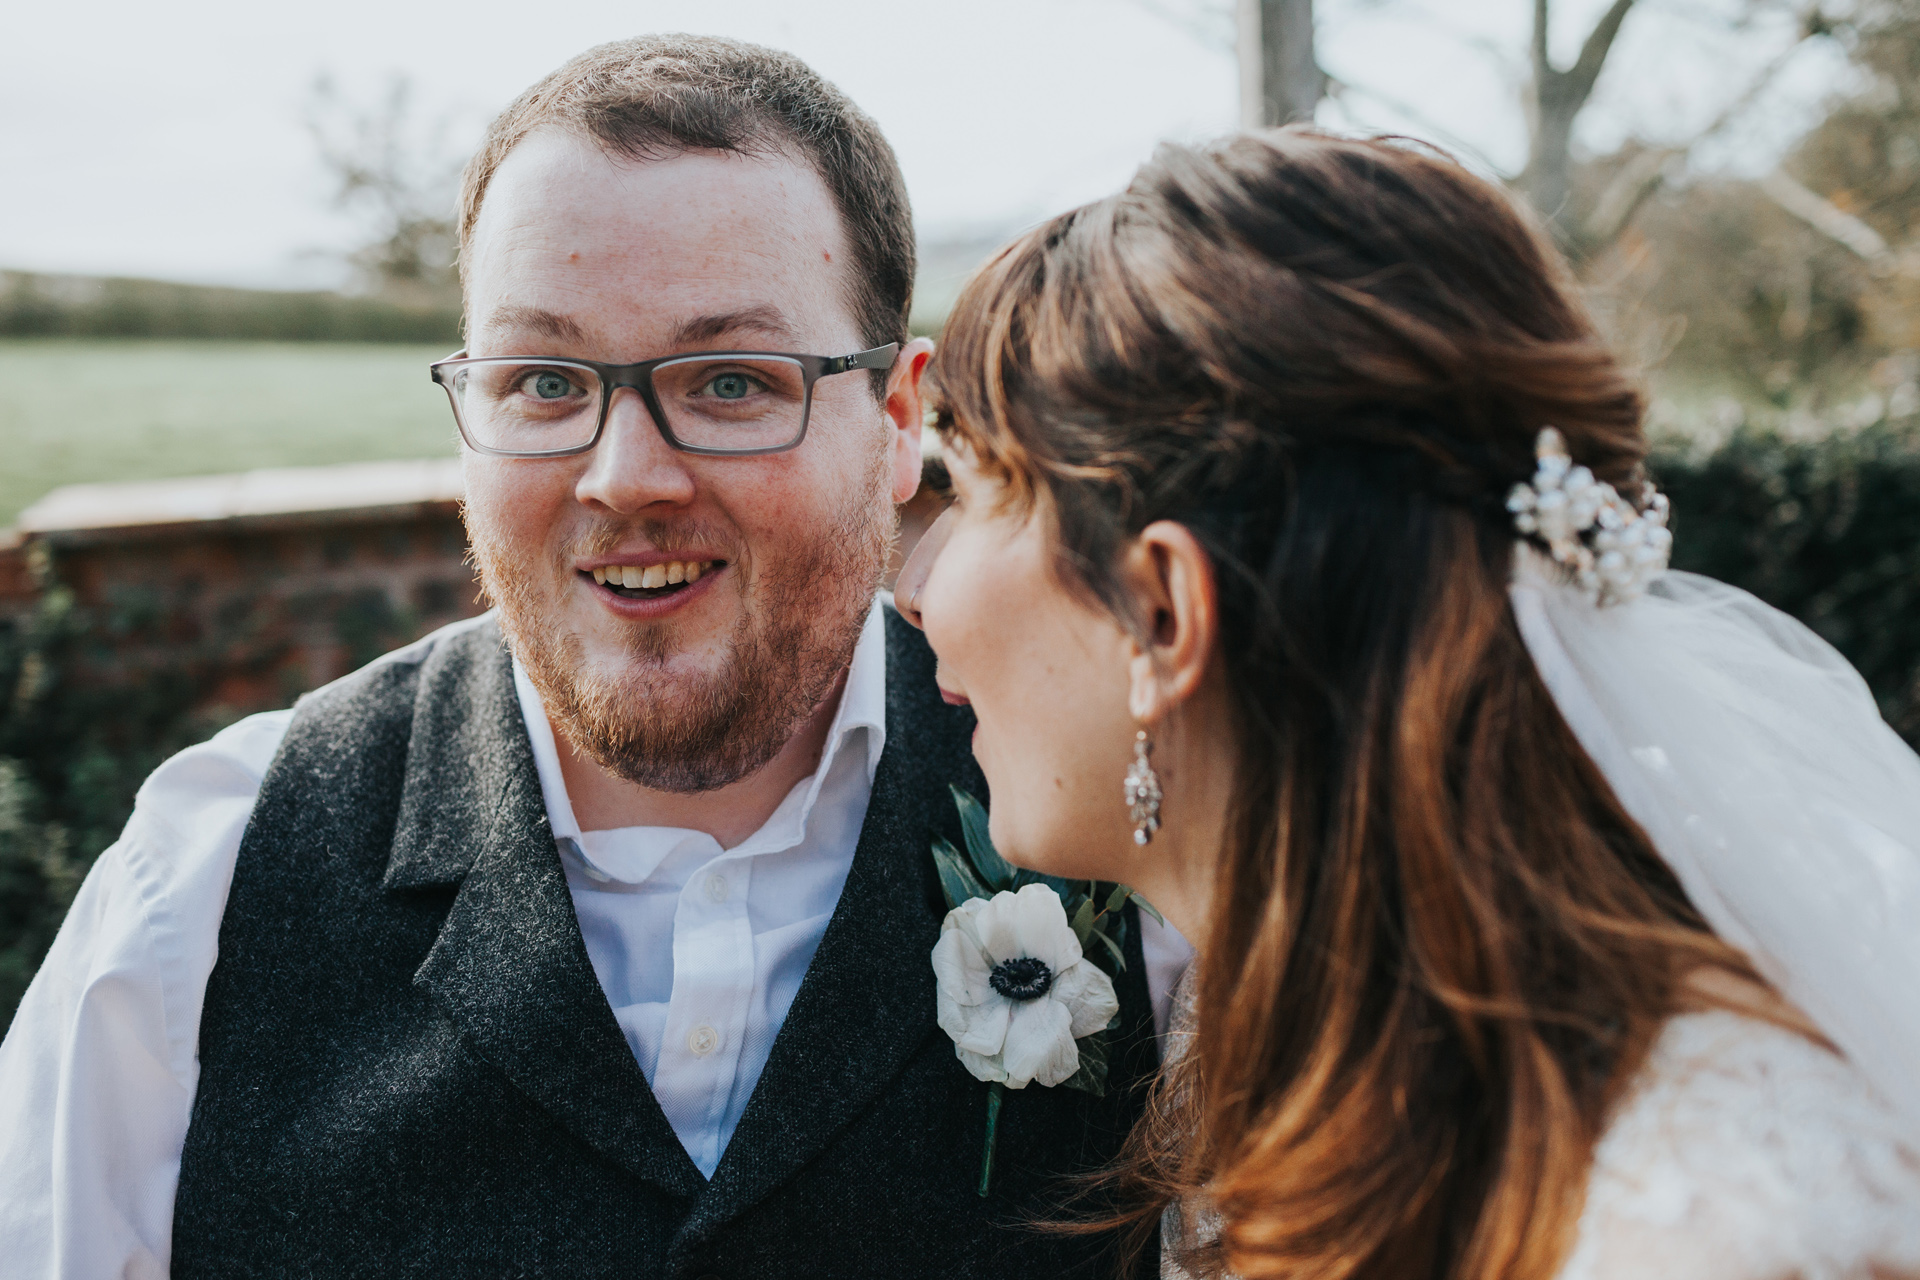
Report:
938,686,971,707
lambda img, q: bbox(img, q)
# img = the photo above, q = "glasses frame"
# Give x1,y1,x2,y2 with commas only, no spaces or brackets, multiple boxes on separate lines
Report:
429,342,901,459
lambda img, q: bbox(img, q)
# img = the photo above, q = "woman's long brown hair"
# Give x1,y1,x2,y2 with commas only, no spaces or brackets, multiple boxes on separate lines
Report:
930,130,1768,1280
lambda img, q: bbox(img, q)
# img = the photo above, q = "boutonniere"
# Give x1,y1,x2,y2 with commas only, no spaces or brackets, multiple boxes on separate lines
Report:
929,786,1163,1196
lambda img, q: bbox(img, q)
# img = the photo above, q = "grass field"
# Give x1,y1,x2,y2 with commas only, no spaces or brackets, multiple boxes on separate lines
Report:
0,339,461,526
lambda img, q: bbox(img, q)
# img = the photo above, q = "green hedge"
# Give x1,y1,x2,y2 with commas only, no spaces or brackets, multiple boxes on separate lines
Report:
1657,421,1920,739
5,423,1920,1025
0,271,461,344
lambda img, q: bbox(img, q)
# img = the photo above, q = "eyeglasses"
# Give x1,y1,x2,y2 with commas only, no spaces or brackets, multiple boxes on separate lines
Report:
429,344,900,458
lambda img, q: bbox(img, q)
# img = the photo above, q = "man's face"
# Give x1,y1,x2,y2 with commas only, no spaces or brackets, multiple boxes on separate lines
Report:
460,128,922,792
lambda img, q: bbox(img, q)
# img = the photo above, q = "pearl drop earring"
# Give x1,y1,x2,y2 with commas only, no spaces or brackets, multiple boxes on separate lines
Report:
1124,729,1163,845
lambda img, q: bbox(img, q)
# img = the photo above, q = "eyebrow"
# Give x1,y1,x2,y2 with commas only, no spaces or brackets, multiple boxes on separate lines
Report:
474,305,589,349
669,306,803,350
472,303,808,357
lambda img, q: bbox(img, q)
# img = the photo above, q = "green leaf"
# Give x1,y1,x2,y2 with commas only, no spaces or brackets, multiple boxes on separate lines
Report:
1088,923,1127,972
1060,1031,1110,1096
932,836,990,910
1013,867,1080,902
1103,882,1131,915
1129,891,1166,927
950,786,1017,892
1069,897,1095,945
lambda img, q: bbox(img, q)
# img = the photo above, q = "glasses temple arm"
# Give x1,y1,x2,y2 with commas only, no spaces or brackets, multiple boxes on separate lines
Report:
825,343,902,376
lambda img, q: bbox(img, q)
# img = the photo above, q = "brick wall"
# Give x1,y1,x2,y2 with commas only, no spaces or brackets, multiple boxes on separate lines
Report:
2,462,481,724
43,507,481,714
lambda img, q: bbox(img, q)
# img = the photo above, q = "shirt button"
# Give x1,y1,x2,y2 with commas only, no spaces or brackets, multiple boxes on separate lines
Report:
687,1024,721,1057
705,873,730,903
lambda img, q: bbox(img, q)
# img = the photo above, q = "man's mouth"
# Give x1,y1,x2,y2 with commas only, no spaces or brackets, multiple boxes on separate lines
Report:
584,559,724,601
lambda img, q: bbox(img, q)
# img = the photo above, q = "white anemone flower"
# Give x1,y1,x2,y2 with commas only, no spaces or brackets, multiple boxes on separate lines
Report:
932,883,1120,1089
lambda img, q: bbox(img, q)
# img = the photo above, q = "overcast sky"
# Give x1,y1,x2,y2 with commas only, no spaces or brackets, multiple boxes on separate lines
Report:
0,0,1849,290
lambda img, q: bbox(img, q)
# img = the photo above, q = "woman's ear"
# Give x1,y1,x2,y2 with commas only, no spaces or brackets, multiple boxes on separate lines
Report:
1121,521,1220,724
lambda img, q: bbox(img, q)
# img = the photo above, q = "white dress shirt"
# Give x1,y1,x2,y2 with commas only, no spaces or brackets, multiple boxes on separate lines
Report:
517,605,887,1178
0,601,1190,1278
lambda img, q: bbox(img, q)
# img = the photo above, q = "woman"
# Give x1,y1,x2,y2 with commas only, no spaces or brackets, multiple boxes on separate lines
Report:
895,130,1920,1279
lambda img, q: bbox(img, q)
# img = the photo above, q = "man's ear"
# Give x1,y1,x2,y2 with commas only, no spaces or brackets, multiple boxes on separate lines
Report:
1120,521,1220,725
886,338,936,505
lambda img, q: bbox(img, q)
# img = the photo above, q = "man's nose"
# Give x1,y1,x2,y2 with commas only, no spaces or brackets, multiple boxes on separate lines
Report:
574,387,698,513
893,504,956,631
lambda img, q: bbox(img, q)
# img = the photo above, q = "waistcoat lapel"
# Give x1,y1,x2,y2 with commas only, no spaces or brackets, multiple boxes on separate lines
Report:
686,608,971,1234
385,623,705,1200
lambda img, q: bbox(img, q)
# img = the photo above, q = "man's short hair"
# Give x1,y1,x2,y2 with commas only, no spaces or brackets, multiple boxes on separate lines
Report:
459,34,915,352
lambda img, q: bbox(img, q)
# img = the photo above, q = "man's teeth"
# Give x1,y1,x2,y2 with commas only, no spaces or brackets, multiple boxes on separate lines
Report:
589,560,714,588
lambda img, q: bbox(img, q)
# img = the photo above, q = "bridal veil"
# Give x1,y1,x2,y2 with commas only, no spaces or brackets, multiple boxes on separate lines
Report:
1510,550,1920,1145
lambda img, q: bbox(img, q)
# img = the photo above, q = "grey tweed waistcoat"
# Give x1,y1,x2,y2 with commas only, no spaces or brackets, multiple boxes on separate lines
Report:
170,610,1158,1279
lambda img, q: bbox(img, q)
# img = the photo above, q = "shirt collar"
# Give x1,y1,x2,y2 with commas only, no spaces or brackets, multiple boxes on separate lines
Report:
829,596,889,783
513,597,889,881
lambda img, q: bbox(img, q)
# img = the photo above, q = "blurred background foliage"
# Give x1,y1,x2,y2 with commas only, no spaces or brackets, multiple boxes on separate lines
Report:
0,570,225,1008
1584,1,1920,414
0,545,438,1017
4,0,1920,1021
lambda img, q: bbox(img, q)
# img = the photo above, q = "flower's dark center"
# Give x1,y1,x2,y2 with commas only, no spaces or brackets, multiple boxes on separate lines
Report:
988,956,1055,1001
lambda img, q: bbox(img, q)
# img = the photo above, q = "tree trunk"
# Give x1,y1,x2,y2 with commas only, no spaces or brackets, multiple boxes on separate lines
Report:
1526,86,1581,229
1238,0,1325,128
1518,0,1638,244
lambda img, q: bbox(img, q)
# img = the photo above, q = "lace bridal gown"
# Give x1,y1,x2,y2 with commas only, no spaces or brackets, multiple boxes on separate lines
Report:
1160,1000,1920,1280
1560,1009,1920,1279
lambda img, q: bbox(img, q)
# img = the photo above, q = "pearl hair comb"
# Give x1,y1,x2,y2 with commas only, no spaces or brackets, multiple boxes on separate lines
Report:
1506,427,1672,605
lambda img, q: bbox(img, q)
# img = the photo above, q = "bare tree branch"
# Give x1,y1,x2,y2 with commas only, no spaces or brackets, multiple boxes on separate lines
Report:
1532,0,1552,82
1583,145,1679,246
1582,24,1819,250
1521,0,1642,240
1760,169,1893,264
1564,0,1640,106
304,74,464,301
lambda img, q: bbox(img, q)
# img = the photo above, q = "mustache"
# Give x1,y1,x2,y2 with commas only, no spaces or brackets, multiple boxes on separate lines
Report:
567,515,742,562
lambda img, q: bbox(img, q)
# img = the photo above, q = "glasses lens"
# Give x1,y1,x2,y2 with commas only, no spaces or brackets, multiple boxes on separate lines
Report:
445,360,602,454
651,356,808,452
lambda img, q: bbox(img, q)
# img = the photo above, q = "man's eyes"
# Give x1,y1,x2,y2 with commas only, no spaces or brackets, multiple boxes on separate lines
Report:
520,370,586,399
697,371,767,399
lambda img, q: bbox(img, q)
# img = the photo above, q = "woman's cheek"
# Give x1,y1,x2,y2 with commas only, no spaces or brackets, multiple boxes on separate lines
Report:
927,527,989,652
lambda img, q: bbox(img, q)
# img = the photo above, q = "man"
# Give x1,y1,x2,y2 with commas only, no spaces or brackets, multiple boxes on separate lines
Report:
0,35,1186,1279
